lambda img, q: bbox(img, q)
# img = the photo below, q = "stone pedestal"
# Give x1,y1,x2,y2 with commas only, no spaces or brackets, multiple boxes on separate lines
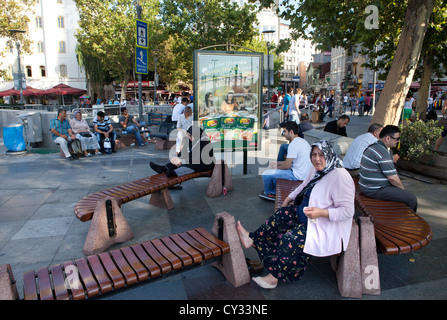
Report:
83,197,134,256
206,160,234,198
0,264,19,300
332,219,362,299
359,217,381,295
149,188,174,210
211,212,250,287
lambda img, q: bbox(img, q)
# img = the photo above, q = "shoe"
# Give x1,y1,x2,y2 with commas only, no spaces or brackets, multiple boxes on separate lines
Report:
86,153,92,157
252,276,277,289
150,162,167,173
259,193,276,201
95,152,102,155
166,170,177,178
66,156,74,161
72,154,79,160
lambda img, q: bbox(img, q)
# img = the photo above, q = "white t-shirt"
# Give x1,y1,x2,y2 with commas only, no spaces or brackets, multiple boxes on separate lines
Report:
404,97,414,110
287,137,312,180
343,132,378,169
177,113,192,131
172,103,186,121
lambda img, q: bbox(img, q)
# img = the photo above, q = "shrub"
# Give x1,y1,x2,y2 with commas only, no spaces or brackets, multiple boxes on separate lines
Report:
398,120,443,161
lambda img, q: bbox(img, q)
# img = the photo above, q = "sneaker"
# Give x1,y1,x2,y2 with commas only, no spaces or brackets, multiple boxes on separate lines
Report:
259,193,276,201
66,156,74,161
95,151,102,155
86,153,92,157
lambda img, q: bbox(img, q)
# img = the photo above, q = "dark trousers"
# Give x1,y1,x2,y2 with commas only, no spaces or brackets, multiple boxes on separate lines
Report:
362,186,418,212
96,131,116,152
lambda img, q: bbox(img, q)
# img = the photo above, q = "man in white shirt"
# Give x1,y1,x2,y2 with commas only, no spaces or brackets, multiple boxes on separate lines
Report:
343,123,383,175
172,97,188,124
260,122,312,201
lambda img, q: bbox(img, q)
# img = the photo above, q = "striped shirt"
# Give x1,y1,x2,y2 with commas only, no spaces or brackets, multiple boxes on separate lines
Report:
359,140,397,192
93,116,112,132
343,132,378,169
49,118,71,140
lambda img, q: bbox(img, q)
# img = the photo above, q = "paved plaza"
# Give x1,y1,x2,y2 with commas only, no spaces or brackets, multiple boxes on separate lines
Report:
0,113,446,301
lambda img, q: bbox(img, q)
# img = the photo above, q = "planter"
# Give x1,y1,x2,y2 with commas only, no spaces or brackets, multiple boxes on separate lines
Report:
396,152,447,184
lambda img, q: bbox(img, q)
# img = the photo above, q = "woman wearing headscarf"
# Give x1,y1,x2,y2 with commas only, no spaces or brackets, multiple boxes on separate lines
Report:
237,140,355,289
221,91,239,113
150,126,215,177
69,111,101,157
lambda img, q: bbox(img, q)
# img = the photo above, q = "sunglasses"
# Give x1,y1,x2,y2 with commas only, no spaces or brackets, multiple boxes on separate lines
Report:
390,136,400,141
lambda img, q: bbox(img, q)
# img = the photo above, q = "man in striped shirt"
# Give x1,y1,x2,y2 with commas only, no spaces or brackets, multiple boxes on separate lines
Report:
359,125,418,212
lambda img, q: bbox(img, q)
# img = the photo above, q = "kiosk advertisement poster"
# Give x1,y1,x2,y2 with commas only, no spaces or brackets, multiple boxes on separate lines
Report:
193,50,263,151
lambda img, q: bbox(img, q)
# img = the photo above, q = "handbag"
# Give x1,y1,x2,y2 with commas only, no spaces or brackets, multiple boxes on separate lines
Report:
103,138,112,154
79,132,92,137
70,139,83,155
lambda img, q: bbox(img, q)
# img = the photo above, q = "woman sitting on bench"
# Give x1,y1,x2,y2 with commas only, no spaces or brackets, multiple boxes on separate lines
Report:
237,140,355,289
150,126,215,177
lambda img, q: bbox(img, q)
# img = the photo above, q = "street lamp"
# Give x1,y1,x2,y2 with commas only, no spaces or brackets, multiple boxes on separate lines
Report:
151,49,160,105
8,29,26,105
262,30,275,106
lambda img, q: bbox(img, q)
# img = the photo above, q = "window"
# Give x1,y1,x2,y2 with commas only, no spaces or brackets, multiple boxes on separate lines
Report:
40,66,46,77
60,65,67,78
26,66,32,77
37,41,44,53
59,41,66,53
36,16,42,28
58,16,64,28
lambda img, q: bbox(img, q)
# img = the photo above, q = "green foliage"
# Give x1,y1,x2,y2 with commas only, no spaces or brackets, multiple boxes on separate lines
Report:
399,120,443,160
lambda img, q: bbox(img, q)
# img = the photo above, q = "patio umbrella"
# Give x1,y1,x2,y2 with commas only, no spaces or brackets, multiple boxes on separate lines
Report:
39,83,87,95
0,86,44,97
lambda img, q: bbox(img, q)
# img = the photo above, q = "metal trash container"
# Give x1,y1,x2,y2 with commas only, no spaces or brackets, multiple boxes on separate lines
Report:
3,123,26,153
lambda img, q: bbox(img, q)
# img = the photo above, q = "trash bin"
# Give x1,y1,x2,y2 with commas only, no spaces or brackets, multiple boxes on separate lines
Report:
3,123,26,153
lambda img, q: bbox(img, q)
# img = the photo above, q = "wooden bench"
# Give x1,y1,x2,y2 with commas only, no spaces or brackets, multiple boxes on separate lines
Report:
75,162,233,255
0,213,251,300
354,182,433,255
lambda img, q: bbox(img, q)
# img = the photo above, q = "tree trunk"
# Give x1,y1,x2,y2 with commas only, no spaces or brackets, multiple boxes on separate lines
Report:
371,0,434,126
415,54,432,121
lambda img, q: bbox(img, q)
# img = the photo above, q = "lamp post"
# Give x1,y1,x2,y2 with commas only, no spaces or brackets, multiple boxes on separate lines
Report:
8,29,26,105
151,49,160,105
262,30,275,106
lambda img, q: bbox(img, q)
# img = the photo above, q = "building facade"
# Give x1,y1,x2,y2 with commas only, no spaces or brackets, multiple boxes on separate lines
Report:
0,0,86,96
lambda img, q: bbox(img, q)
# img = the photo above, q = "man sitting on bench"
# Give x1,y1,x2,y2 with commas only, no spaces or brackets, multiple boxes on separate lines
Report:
119,107,146,147
150,126,215,177
359,125,418,212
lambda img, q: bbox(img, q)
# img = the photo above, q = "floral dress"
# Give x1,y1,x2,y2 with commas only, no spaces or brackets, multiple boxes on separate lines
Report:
249,187,313,283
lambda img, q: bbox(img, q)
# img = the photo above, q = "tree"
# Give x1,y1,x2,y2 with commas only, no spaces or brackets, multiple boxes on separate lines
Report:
75,0,163,99
159,0,259,80
0,0,34,80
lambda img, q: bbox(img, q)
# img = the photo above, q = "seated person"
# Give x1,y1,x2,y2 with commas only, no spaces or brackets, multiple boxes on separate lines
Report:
49,109,78,160
149,126,215,177
323,115,350,137
434,100,447,151
221,92,239,113
69,110,101,157
237,140,355,289
343,123,383,174
172,97,188,125
119,107,146,147
359,125,418,212
260,122,312,201
176,106,193,155
298,113,314,133
93,111,116,153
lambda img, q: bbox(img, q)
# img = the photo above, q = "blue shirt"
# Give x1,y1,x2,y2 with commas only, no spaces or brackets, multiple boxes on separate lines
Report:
283,94,290,112
49,118,71,140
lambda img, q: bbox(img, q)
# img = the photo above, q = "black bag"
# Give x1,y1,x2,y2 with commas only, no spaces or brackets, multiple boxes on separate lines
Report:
79,132,92,137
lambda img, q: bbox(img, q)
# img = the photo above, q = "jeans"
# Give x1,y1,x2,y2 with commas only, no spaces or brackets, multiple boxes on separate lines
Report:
126,121,146,146
262,168,299,195
95,131,116,153
288,111,300,125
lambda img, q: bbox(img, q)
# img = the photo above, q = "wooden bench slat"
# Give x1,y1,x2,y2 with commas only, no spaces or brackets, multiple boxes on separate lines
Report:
75,258,100,298
151,239,183,270
37,268,54,300
178,231,213,260
195,227,231,255
374,228,412,254
23,270,38,300
63,261,86,300
169,234,203,264
142,241,172,274
49,264,70,300
160,236,193,267
87,255,114,294
187,229,222,257
120,246,150,282
110,249,138,286
98,252,126,290
130,244,162,279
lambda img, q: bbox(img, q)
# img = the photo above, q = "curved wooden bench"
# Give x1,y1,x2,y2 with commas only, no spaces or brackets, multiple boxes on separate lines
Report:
274,178,302,211
355,191,433,255
21,227,229,300
75,170,213,222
